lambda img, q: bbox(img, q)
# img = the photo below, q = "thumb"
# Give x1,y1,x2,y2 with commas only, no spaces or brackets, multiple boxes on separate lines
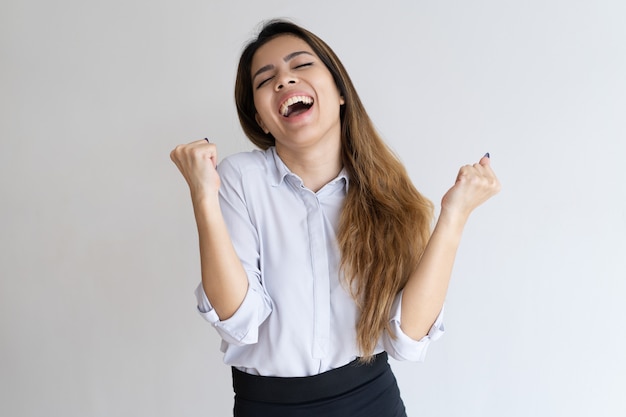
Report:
479,152,491,167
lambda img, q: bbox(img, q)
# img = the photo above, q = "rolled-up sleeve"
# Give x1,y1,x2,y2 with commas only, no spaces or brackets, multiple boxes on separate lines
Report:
382,290,445,362
194,282,272,346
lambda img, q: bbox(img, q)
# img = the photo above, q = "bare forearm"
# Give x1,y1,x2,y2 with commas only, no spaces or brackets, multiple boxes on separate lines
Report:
170,140,249,320
193,195,248,320
400,153,501,340
400,211,467,340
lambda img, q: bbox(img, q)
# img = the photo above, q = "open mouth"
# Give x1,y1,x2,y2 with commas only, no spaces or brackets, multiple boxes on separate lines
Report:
279,95,314,118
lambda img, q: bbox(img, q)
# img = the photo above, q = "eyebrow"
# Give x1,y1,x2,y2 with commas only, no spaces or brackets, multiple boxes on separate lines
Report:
252,51,314,81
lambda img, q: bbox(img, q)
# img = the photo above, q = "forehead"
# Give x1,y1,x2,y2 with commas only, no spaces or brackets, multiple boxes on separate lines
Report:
251,35,316,72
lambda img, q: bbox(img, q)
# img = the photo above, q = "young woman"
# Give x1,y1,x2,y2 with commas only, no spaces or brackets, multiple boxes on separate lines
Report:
170,19,500,417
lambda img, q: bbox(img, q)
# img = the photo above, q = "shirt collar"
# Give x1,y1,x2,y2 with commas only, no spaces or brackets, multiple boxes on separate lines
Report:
267,147,291,187
266,146,349,192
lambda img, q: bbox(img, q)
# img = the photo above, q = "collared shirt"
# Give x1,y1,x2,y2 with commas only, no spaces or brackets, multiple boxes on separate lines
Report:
195,147,444,377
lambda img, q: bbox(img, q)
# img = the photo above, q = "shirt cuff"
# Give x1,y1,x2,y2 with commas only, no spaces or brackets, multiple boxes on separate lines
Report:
194,283,271,346
384,290,445,362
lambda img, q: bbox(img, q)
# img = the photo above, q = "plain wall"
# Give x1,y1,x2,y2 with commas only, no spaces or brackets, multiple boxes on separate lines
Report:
1,0,625,416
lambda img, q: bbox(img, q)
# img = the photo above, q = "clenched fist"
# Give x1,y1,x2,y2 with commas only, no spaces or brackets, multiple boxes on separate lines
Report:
170,139,221,200
441,153,501,221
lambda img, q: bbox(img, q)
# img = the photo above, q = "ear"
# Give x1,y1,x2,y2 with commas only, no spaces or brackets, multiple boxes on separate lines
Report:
339,95,345,105
255,113,270,134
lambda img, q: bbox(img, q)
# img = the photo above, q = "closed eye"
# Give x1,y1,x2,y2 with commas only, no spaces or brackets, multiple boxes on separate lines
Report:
256,76,274,89
255,63,313,89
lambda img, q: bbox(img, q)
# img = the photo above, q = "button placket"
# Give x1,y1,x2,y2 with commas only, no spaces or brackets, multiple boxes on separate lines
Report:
299,187,331,359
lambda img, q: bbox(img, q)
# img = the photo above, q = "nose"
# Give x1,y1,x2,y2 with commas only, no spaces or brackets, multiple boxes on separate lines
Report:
275,78,297,91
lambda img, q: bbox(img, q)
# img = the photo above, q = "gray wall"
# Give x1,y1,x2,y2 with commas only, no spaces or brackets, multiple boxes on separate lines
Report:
1,1,625,416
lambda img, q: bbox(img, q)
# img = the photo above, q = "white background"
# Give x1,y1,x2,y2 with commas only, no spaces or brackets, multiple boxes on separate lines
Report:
1,1,625,416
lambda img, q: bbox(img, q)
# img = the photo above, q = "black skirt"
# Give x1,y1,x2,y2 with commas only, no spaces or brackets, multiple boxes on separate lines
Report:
231,352,407,417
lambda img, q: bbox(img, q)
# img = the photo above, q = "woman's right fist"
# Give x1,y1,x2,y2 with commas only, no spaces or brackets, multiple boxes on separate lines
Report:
170,139,221,199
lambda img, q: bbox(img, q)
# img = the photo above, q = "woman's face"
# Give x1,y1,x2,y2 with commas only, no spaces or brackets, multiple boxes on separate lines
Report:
251,35,345,153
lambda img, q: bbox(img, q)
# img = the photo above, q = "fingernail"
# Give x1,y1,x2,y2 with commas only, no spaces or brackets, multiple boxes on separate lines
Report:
484,152,490,158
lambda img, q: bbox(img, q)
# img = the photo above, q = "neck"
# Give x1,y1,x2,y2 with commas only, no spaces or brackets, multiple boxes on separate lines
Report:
276,140,342,193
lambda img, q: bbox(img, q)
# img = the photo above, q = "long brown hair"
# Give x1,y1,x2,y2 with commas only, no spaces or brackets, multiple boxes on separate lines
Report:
234,20,433,359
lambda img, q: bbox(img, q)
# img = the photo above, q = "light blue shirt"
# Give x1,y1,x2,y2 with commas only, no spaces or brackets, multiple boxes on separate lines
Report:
195,147,444,377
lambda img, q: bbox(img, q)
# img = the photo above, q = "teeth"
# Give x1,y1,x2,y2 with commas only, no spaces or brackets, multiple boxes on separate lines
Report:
280,95,313,116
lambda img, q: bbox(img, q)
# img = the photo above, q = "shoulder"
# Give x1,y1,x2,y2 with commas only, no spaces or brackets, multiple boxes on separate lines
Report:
218,148,271,177
217,148,277,207
217,148,280,192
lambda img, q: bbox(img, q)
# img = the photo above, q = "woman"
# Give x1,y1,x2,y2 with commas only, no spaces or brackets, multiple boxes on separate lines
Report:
171,19,500,417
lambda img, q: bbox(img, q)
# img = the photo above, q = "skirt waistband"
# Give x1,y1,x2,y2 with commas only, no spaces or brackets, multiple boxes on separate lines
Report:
232,352,389,404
